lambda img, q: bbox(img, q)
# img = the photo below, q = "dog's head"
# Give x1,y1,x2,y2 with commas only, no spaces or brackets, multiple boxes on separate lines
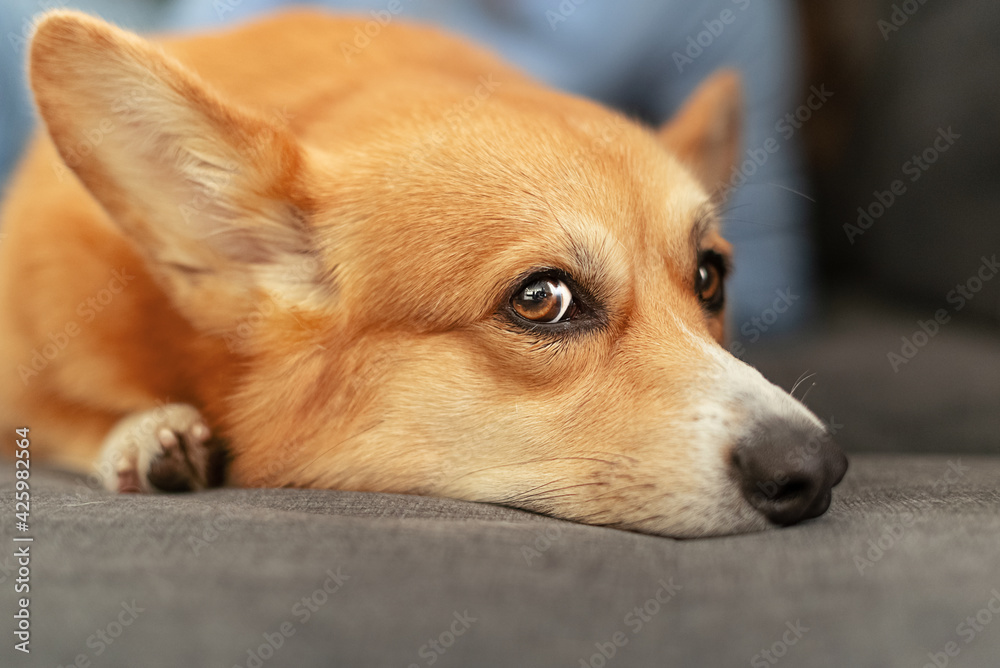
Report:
30,11,846,537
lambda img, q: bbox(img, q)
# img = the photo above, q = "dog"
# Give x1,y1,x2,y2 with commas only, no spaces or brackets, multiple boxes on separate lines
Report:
0,9,846,537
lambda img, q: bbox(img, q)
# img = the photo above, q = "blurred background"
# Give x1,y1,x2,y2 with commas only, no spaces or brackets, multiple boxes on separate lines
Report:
1,0,997,455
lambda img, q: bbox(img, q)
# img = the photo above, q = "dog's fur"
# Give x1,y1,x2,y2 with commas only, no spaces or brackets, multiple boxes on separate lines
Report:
0,10,844,537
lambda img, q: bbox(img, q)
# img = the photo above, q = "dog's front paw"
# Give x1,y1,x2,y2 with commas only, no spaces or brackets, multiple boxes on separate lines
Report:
97,403,221,493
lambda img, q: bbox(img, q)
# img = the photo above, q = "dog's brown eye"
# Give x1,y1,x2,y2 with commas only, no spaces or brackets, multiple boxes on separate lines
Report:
512,278,574,323
696,252,726,312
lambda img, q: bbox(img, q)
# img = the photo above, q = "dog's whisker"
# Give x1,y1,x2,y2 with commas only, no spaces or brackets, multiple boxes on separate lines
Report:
509,481,609,504
790,371,816,398
497,479,567,504
718,201,756,215
611,513,666,529
719,217,786,229
764,182,817,203
799,381,818,403
517,492,595,505
447,455,626,486
579,450,640,464
516,479,565,495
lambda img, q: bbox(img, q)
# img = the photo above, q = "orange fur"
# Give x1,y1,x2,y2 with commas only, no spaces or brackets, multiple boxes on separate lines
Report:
0,10,841,537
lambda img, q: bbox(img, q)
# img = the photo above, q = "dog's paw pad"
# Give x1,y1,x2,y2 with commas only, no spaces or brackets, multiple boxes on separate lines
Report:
157,427,180,449
97,404,219,493
147,421,212,492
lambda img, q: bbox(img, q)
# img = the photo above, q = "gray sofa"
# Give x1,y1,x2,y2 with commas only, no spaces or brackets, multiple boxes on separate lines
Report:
2,299,998,668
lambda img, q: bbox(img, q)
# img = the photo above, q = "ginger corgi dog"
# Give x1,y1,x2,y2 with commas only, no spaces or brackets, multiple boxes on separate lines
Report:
0,10,846,537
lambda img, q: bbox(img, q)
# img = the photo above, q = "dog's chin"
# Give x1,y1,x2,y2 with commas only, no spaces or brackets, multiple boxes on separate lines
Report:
594,484,835,539
617,513,775,540
497,492,777,539
643,513,776,540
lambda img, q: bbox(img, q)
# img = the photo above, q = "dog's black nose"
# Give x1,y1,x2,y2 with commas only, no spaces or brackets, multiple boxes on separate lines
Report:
732,419,848,527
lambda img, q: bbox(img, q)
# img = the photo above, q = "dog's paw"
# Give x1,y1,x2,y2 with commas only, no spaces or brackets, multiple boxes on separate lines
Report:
97,403,220,493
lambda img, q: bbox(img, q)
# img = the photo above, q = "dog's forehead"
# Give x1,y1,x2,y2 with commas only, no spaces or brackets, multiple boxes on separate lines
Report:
510,129,712,286
311,78,714,248
365,109,711,246
315,95,717,324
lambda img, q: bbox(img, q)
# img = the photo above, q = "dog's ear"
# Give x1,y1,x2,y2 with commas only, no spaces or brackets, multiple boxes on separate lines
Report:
658,70,742,196
29,11,325,331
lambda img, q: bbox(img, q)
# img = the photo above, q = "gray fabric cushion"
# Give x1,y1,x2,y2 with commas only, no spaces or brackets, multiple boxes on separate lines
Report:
2,454,999,668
